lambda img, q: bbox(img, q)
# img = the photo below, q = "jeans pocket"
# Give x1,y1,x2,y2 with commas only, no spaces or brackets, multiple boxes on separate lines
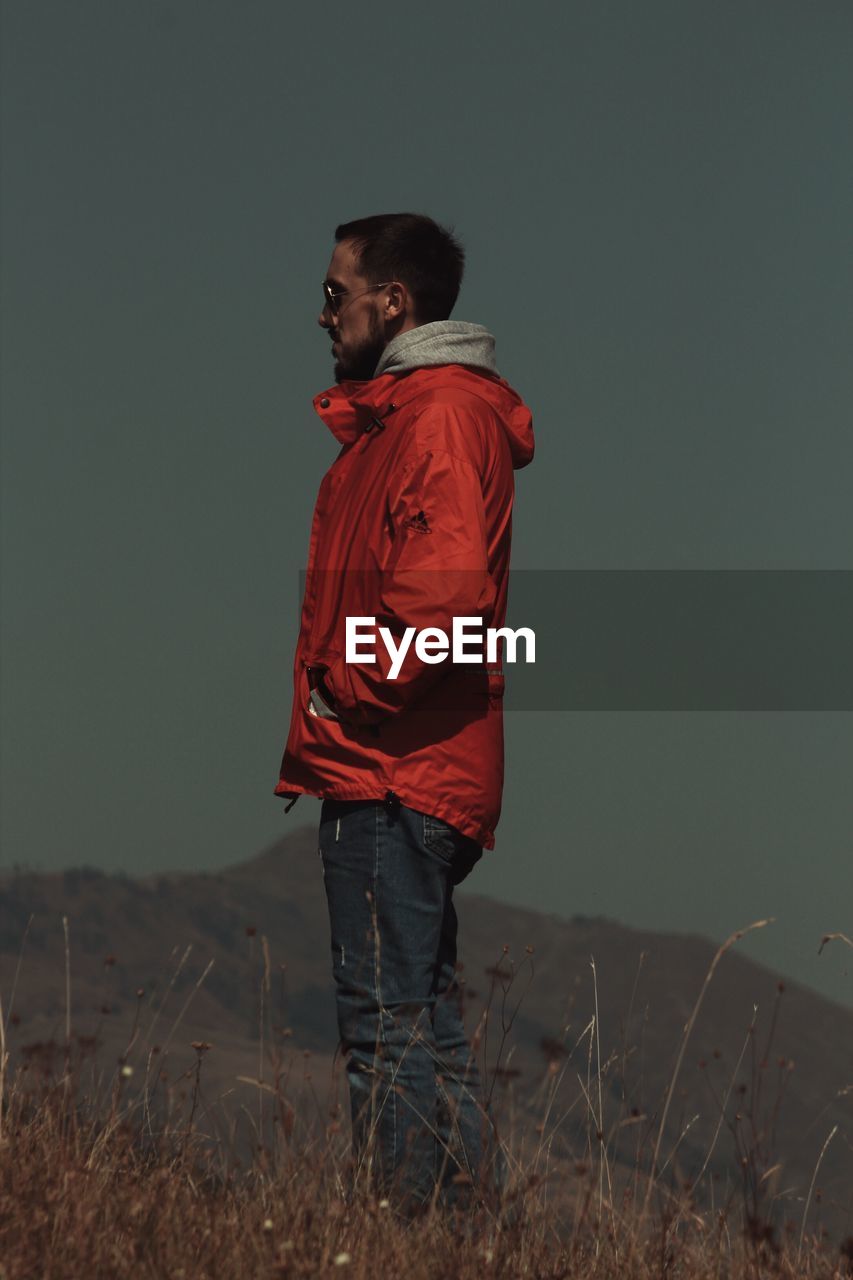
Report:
422,813,483,885
487,670,505,702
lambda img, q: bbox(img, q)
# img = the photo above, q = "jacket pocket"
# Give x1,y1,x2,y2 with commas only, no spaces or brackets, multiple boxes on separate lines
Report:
301,657,337,720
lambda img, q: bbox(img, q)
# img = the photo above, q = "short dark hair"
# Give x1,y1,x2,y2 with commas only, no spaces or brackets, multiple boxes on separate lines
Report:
334,212,465,324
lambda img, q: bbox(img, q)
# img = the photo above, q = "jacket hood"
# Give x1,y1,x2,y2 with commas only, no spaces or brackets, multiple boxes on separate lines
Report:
313,321,534,470
372,320,498,378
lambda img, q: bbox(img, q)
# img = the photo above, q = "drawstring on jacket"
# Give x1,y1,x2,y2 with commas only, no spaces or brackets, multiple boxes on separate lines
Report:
363,403,398,434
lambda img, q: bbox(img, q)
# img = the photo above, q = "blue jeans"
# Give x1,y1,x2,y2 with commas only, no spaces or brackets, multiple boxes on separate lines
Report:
319,796,505,1213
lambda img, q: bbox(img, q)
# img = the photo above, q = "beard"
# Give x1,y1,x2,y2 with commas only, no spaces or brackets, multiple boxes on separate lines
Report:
332,308,387,383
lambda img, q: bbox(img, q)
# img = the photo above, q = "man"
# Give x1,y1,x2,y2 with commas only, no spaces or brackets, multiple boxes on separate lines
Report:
275,213,534,1216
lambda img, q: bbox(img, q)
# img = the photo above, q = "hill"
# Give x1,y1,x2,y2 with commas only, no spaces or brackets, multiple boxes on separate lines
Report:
2,826,851,1238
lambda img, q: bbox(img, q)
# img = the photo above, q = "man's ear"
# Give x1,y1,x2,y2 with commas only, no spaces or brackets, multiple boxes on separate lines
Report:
385,282,409,320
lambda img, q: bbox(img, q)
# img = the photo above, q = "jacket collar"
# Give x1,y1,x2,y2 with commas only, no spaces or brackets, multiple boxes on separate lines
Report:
312,371,414,446
312,364,533,470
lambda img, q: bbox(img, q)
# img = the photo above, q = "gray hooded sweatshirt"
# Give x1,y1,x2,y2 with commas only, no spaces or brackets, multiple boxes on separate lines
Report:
372,320,499,378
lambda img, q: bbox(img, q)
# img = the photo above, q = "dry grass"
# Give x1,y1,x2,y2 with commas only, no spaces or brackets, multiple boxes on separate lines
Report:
1,923,851,1278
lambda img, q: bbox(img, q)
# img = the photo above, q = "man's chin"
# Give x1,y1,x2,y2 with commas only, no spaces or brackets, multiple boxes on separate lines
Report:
334,361,375,383
332,338,385,383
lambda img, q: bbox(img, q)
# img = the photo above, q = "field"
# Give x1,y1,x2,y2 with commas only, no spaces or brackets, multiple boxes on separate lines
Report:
0,906,845,1274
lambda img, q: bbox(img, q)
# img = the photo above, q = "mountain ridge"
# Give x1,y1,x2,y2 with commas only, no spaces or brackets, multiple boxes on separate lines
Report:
2,825,851,1237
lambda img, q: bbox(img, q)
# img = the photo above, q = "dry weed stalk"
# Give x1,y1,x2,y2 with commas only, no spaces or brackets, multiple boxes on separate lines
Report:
0,904,850,1278
640,917,774,1225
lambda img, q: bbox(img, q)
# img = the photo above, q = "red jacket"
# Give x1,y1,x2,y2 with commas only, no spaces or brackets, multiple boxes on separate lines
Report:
275,361,534,848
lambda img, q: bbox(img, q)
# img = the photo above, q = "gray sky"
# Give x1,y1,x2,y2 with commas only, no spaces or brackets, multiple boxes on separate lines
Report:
2,1,851,1006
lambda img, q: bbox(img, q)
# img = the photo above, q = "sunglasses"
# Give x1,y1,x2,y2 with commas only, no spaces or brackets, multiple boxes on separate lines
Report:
322,280,396,317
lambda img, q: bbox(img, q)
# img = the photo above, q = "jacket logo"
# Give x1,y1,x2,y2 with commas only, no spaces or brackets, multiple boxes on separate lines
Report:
403,509,432,534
